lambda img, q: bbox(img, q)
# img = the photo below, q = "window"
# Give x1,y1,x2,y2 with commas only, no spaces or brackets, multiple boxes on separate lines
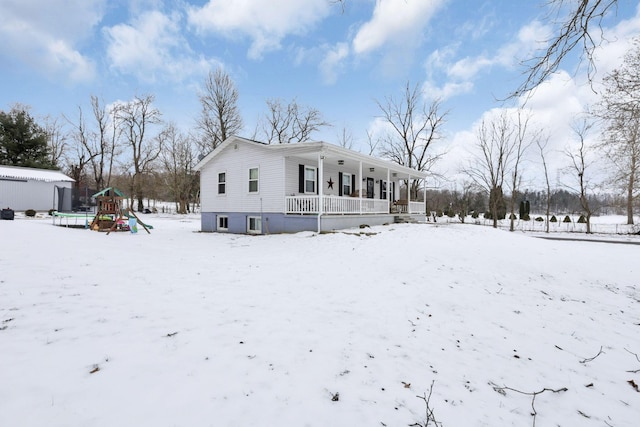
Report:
342,173,352,196
381,180,387,200
247,216,262,234
218,172,226,194
248,167,259,193
304,166,316,193
218,215,228,231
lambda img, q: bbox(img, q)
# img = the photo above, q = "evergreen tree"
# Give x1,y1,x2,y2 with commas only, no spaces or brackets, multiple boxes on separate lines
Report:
0,106,55,169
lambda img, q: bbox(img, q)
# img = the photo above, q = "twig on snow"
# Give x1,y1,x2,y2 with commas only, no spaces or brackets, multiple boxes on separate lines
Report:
492,385,568,427
409,380,442,427
624,348,640,372
579,346,604,364
624,348,640,363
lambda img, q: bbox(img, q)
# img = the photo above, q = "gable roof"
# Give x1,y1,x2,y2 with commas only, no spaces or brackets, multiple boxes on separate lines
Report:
194,136,265,171
92,187,126,198
194,136,428,179
0,165,74,183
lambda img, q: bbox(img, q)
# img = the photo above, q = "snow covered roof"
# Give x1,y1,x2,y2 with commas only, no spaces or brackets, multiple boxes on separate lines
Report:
0,165,74,183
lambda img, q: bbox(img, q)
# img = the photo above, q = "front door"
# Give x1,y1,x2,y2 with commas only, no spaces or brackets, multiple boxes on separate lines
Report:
366,177,374,199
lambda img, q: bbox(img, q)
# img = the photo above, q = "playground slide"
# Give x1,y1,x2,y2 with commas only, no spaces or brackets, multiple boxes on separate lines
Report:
135,218,154,229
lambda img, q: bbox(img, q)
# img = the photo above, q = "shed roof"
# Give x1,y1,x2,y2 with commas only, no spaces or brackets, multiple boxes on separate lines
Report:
0,165,74,183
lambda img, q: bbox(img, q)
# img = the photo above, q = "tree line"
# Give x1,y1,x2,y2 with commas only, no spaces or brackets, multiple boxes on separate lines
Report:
425,187,628,221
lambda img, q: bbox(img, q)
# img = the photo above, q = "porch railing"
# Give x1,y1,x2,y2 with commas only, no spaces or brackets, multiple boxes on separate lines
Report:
409,201,426,214
285,195,390,214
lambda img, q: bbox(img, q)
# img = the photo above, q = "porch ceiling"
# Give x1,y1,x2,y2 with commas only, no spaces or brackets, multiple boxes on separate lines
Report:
286,143,426,180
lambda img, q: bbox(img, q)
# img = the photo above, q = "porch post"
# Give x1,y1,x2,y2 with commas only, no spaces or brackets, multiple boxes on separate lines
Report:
317,154,324,232
407,175,412,213
386,169,391,213
423,178,427,215
358,161,363,215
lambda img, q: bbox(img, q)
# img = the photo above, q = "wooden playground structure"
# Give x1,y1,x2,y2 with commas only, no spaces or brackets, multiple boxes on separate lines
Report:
90,187,151,234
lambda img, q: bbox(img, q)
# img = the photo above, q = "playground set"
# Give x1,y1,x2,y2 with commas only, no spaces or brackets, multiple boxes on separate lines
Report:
52,187,152,234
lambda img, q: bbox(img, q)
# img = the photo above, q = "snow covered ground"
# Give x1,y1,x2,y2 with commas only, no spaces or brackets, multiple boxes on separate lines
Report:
1,215,638,426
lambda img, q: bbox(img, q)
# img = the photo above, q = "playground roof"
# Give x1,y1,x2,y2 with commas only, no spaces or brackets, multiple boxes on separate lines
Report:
92,187,126,198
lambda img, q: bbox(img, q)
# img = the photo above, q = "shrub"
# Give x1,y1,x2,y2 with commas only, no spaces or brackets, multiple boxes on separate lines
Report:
535,216,544,222
577,215,587,223
550,215,557,222
25,209,36,217
521,214,531,221
509,213,517,220
563,215,571,223
471,211,479,219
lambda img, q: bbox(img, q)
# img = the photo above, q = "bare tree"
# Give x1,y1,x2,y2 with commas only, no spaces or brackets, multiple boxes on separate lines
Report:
376,81,447,199
598,38,640,225
465,111,515,228
337,126,354,149
89,95,121,190
65,106,95,200
259,98,329,144
365,130,378,156
603,115,640,224
565,117,596,233
65,96,121,191
537,135,553,232
512,0,618,99
508,110,536,231
115,94,163,212
42,115,68,168
197,68,243,155
158,124,198,214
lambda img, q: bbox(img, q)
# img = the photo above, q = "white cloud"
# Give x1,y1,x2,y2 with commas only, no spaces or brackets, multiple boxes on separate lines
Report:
422,80,473,101
0,0,104,82
450,21,551,82
104,10,219,84
352,0,446,55
187,0,332,60
447,56,493,81
319,43,350,85
589,4,640,80
421,20,552,103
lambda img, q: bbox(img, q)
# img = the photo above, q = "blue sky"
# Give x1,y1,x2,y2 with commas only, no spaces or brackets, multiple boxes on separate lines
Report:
1,0,640,186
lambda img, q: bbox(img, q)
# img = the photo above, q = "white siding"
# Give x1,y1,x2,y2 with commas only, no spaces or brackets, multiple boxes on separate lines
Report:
200,143,285,213
0,179,71,211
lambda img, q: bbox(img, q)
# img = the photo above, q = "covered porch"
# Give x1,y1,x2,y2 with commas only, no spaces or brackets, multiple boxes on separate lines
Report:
282,142,428,218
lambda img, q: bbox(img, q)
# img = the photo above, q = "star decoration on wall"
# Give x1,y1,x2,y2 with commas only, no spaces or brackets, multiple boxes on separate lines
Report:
327,177,334,189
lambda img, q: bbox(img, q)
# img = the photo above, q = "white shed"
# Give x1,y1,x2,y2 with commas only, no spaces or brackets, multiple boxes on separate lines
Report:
0,165,75,212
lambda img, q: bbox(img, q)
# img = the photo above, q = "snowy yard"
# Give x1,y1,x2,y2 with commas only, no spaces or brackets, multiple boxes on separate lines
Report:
1,215,638,426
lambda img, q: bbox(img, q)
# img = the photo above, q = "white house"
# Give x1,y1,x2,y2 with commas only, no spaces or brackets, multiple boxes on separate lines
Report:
0,165,74,212
194,136,428,234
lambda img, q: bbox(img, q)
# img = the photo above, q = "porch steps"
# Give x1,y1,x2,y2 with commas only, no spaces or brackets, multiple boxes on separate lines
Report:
394,215,421,224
